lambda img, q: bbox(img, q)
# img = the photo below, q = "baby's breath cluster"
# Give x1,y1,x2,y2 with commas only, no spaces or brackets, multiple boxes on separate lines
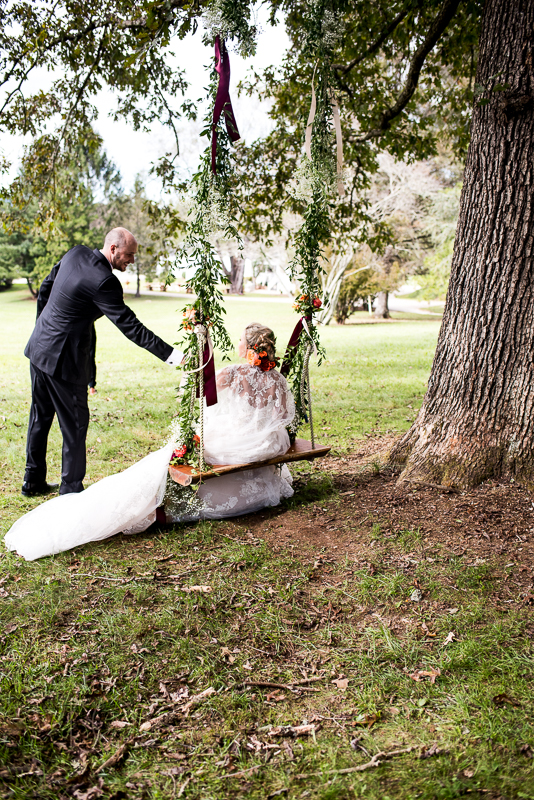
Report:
203,0,257,59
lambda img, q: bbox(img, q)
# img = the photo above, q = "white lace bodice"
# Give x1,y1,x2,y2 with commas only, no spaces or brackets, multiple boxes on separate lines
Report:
203,365,295,466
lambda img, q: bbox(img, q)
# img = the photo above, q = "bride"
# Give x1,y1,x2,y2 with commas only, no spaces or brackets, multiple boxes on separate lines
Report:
5,323,295,561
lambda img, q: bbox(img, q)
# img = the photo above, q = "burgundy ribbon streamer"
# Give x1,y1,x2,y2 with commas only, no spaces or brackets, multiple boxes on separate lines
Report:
211,35,240,174
281,317,311,376
196,342,218,407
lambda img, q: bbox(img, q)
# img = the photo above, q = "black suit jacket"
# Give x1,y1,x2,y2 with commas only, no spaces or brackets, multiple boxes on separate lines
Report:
25,246,172,385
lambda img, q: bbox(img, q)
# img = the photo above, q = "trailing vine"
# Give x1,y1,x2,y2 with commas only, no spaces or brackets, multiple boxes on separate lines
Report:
169,3,257,467
285,0,343,435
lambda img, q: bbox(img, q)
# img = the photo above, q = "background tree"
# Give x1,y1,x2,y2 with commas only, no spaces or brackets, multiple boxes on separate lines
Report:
110,176,169,296
334,263,377,324
406,183,461,301
1,138,122,295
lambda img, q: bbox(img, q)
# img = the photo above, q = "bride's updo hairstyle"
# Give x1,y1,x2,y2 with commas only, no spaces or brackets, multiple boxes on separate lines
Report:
245,323,277,362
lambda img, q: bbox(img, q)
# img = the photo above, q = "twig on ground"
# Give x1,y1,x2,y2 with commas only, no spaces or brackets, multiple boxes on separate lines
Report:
140,687,216,731
177,776,191,796
235,676,324,694
217,764,262,780
95,737,135,773
295,746,416,778
236,681,291,691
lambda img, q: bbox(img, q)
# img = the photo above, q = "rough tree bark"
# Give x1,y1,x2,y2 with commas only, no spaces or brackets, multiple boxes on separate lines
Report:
374,291,390,319
390,0,534,489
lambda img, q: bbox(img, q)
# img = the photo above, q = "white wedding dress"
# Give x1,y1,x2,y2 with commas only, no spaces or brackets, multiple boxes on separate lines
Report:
5,364,295,561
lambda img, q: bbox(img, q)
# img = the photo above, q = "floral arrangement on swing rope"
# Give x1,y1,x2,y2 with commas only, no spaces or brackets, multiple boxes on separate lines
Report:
167,2,258,471
284,0,344,437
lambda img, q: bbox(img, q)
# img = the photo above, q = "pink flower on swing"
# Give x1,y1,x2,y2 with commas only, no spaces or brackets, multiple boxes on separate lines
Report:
313,296,322,308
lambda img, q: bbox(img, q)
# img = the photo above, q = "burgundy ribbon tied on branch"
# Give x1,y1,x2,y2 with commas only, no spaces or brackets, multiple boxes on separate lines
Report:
212,35,240,174
281,316,312,376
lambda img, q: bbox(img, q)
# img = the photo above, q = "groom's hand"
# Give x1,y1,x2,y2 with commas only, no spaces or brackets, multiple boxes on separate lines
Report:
166,348,185,366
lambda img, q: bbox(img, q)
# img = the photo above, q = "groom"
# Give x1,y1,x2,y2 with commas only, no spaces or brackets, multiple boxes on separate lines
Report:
22,227,183,497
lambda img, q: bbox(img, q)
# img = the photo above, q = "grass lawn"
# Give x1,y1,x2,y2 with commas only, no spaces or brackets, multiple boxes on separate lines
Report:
1,285,533,800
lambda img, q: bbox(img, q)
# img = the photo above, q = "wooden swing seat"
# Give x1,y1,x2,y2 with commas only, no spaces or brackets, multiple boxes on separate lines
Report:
168,438,331,487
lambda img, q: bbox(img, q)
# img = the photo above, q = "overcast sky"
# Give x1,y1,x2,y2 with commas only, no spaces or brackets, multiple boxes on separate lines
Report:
0,6,290,197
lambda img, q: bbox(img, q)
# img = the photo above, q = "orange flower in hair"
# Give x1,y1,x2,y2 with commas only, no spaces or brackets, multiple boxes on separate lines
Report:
247,349,261,366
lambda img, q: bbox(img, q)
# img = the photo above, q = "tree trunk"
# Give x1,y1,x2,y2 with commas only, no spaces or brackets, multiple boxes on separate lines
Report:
389,0,534,489
317,252,353,325
135,264,141,298
229,255,245,294
26,277,38,298
374,291,390,319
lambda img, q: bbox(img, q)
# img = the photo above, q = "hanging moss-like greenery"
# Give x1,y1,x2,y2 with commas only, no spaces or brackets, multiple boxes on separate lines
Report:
285,0,342,434
170,3,257,460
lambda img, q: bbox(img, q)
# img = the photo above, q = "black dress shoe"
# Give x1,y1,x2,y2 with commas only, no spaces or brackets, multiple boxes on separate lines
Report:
21,481,59,497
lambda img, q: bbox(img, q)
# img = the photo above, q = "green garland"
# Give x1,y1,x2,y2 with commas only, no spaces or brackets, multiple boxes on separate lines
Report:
169,0,340,456
285,0,342,434
169,4,257,465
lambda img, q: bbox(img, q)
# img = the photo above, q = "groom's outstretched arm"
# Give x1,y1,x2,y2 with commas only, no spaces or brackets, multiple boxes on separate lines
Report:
93,274,183,364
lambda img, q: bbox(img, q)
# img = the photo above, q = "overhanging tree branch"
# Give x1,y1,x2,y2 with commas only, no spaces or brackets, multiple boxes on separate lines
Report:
358,0,463,141
333,8,409,75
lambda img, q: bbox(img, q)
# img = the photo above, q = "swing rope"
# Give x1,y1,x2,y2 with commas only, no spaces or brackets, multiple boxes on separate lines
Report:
301,339,315,450
195,324,207,476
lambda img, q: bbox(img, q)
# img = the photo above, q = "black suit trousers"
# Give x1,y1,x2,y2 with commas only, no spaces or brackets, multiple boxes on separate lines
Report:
25,364,90,494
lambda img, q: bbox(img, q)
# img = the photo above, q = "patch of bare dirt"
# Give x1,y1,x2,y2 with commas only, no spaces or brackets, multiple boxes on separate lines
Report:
220,437,534,607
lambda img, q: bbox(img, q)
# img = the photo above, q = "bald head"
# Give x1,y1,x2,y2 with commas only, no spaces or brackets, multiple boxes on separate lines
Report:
101,227,137,272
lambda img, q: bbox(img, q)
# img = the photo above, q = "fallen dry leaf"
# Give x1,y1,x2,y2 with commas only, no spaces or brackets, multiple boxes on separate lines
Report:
332,678,349,691
493,693,521,708
265,690,287,703
352,712,379,728
178,585,212,593
409,667,441,684
242,660,253,671
95,740,132,774
109,721,130,729
442,632,456,645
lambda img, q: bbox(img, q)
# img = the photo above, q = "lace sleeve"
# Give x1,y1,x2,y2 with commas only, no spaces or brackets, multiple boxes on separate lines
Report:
216,366,234,391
